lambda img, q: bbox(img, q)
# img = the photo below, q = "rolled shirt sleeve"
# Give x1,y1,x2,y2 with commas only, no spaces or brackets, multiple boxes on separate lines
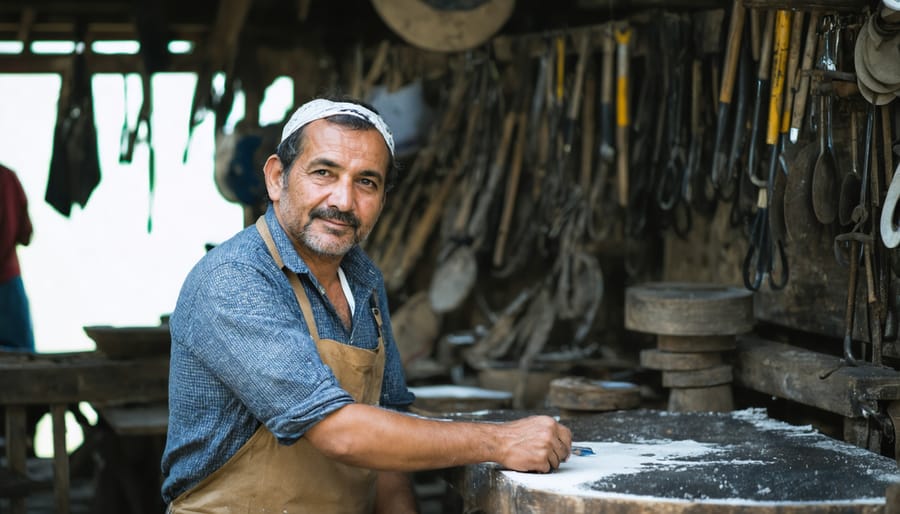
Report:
173,259,354,443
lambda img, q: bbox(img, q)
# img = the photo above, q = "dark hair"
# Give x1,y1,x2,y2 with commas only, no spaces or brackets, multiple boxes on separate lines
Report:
275,96,398,191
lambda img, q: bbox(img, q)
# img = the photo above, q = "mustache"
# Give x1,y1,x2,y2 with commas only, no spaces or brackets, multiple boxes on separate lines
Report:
310,207,361,228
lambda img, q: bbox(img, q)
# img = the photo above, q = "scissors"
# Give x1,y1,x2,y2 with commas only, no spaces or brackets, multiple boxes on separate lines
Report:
742,147,789,291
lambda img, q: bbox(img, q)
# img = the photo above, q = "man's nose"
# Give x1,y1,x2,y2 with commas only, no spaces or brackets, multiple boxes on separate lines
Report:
327,178,354,211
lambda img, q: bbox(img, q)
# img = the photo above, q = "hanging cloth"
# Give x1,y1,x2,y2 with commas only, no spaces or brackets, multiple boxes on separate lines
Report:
45,25,101,217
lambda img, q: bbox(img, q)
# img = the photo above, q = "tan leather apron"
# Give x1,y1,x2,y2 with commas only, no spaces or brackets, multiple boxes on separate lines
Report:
169,217,386,514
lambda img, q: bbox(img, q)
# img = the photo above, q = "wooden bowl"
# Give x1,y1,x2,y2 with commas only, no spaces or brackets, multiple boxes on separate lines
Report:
83,325,171,360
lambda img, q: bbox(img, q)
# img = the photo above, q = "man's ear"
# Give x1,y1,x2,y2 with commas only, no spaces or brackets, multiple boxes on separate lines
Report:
263,154,284,202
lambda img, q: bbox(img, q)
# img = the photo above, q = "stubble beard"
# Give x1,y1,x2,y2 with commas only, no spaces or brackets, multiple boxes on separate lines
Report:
298,221,359,257
296,206,368,257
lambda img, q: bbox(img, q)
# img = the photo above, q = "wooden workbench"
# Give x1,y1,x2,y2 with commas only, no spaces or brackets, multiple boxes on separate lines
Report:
0,351,169,514
444,409,900,513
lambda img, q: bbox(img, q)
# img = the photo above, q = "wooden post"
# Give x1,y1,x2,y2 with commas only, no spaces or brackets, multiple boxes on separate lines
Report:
6,405,27,514
51,404,70,514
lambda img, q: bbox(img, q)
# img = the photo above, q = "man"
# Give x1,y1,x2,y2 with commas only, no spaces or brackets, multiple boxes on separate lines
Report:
0,163,35,353
162,97,572,513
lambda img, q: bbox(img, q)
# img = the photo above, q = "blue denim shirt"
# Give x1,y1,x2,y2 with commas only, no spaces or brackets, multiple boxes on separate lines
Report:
160,206,415,503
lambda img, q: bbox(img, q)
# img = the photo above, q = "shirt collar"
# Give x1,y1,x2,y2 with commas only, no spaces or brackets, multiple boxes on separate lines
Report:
263,204,382,292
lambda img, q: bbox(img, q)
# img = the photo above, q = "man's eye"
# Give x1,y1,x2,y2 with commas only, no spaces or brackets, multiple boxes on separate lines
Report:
313,169,329,176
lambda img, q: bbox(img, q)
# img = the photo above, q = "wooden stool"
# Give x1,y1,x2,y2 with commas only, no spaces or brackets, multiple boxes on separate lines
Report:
625,282,754,412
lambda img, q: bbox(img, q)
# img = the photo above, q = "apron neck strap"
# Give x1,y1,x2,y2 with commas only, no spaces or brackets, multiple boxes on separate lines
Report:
255,216,320,341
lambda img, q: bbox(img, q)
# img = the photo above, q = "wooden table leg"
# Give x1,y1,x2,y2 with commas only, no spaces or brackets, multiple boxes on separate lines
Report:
5,405,27,514
51,404,70,514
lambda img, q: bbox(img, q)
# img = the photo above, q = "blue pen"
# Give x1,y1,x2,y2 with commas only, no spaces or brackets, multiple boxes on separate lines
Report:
572,445,594,456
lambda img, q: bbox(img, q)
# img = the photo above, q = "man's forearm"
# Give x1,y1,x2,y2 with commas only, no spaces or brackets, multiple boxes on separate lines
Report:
304,403,570,473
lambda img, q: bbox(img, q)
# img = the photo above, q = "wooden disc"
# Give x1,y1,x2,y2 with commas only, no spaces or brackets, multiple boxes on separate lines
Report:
640,349,723,371
662,365,733,388
625,282,754,336
548,376,641,412
668,384,734,412
656,334,737,353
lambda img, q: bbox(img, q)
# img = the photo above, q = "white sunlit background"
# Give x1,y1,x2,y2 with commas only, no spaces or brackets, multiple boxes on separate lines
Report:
0,41,295,455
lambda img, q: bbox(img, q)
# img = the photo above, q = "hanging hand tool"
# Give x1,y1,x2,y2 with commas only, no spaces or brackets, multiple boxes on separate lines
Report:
789,11,822,144
493,49,535,270
563,32,591,161
615,24,633,208
657,15,692,237
747,11,776,189
721,23,754,201
711,0,747,188
839,111,862,227
811,16,840,225
587,26,617,242
598,26,616,169
768,11,805,249
685,40,706,213
782,12,805,146
580,47,596,196
744,10,791,291
830,104,876,371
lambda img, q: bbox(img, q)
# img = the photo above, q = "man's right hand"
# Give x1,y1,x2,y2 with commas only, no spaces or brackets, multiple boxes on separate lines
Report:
493,415,573,473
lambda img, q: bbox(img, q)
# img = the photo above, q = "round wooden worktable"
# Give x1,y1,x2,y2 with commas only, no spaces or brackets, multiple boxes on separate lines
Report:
443,409,900,513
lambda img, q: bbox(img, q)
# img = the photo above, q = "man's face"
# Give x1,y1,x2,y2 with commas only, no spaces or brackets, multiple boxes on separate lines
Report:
264,119,390,260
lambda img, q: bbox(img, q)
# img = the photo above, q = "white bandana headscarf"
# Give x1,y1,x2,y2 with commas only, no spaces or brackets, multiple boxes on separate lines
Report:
280,99,395,157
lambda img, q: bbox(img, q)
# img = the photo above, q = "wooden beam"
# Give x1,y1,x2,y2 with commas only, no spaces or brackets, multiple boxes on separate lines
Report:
734,335,900,417
0,355,169,405
207,0,253,66
0,52,201,73
0,22,208,42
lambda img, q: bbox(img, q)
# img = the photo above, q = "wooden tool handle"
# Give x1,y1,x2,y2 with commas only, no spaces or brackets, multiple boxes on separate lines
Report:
719,0,747,104
494,111,528,267
563,32,593,154
781,11,805,135
599,27,616,154
789,11,821,143
757,10,776,81
750,9,761,62
581,68,596,192
615,26,632,207
766,10,792,147
468,110,517,237
568,32,591,121
600,28,615,106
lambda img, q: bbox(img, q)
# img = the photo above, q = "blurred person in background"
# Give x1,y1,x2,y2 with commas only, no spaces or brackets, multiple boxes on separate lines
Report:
0,163,34,353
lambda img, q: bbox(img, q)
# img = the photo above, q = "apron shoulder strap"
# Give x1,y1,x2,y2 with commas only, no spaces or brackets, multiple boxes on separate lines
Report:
255,216,320,341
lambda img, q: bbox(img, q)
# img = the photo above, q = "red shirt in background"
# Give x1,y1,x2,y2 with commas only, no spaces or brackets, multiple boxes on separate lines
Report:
0,164,32,283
